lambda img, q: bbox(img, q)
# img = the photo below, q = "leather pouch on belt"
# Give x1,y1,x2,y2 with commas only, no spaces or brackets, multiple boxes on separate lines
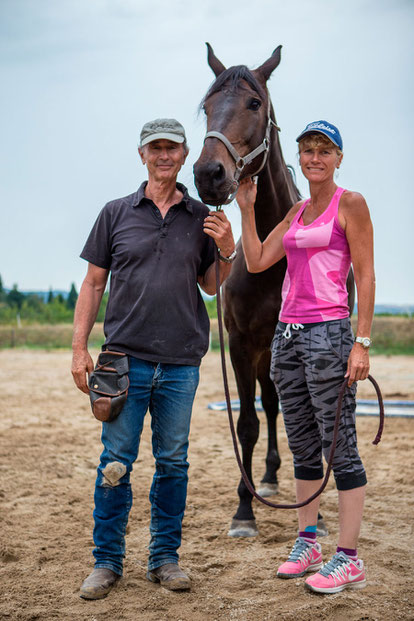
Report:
88,351,129,422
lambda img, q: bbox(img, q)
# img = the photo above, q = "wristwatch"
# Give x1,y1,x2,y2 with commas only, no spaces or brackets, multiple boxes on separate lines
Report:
355,336,372,349
218,249,237,263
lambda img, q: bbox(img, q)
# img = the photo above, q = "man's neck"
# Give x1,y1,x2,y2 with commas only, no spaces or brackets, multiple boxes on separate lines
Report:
145,178,183,216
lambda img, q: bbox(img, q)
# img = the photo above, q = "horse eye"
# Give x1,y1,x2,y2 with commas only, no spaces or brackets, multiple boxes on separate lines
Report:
248,98,262,111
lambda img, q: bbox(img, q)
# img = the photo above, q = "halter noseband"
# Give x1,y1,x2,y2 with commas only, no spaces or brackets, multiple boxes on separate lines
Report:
203,97,280,204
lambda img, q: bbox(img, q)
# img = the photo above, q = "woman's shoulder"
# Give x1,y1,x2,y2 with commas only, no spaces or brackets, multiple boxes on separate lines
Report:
339,190,371,229
340,190,368,211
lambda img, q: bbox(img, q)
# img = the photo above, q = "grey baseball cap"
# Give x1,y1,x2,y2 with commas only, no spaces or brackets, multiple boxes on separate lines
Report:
140,118,186,147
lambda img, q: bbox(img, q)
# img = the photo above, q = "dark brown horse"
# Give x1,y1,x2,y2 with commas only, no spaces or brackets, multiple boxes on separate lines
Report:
194,44,351,537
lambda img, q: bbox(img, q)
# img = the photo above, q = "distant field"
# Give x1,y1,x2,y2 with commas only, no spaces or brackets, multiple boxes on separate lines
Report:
0,316,413,354
0,323,105,349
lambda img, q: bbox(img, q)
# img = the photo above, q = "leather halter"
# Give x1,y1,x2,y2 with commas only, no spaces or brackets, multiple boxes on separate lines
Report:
203,97,280,204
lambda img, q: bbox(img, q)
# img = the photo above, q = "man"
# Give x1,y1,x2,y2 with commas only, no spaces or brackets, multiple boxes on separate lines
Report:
72,118,235,599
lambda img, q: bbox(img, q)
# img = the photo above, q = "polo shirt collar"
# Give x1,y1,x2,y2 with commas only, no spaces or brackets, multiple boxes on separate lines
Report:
132,181,193,213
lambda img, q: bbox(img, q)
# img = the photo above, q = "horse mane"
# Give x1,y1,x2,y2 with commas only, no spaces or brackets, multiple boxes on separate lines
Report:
199,65,267,111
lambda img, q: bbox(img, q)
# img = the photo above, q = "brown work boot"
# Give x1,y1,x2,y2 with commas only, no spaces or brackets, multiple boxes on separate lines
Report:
79,567,120,599
147,563,191,591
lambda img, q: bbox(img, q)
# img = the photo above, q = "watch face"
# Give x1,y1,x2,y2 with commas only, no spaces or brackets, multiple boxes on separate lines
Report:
356,337,371,348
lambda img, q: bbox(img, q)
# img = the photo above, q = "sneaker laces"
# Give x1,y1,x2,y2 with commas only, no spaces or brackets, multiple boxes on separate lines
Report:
287,537,311,562
282,323,304,339
319,552,350,578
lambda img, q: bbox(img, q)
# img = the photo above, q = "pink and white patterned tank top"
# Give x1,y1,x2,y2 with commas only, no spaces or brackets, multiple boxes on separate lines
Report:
279,187,351,323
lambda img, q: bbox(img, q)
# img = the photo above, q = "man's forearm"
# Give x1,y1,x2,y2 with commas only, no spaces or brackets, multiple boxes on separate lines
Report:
72,279,106,351
199,259,232,296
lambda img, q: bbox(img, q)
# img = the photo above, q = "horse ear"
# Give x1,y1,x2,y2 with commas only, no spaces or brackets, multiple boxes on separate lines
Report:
206,42,226,77
256,45,282,82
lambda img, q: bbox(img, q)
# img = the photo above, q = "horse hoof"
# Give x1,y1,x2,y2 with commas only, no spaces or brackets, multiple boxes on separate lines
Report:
316,517,329,537
228,519,258,537
257,483,279,497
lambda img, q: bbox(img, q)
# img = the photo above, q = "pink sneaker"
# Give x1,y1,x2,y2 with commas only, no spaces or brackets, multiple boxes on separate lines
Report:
305,551,366,593
277,537,323,579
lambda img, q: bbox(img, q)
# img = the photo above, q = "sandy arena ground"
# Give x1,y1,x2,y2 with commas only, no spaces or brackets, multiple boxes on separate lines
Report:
0,349,413,621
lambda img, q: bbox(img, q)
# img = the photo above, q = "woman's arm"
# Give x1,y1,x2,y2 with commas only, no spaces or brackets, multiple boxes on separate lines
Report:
236,178,300,273
340,191,375,386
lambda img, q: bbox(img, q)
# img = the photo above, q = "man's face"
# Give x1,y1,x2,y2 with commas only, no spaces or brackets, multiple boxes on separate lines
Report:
139,139,188,183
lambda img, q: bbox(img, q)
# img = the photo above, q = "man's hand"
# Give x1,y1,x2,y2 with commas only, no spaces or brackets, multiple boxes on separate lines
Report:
235,177,257,213
345,343,370,387
203,210,235,257
71,349,94,394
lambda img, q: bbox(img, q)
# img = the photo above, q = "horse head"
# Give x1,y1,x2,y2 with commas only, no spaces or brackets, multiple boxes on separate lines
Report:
194,43,282,206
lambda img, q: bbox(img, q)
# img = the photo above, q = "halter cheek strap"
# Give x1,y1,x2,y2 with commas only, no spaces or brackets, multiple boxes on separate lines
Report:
203,96,280,204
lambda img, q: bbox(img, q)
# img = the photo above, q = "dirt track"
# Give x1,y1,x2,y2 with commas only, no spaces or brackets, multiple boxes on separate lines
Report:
0,350,413,620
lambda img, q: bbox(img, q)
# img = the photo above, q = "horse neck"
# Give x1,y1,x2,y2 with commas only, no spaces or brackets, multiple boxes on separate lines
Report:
254,127,299,241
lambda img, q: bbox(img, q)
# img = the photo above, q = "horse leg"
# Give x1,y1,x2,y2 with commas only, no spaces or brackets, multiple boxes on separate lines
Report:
256,350,281,497
316,514,329,536
227,334,260,537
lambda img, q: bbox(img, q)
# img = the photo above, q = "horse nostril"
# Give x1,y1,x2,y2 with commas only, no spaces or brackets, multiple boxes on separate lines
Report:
212,163,225,181
194,161,229,194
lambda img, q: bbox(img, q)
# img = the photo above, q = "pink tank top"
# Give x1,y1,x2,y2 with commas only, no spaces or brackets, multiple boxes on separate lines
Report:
279,187,351,323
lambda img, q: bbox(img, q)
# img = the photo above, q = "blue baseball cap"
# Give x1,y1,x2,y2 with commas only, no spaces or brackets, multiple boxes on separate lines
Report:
296,120,343,151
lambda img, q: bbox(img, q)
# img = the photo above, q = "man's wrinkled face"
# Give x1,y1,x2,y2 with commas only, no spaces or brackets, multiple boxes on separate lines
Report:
139,139,188,183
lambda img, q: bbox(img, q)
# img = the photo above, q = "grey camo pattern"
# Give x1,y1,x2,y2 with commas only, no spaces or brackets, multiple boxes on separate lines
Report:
270,318,366,488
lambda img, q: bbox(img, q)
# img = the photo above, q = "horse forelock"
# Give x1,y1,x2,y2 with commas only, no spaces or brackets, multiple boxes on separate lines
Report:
200,65,267,111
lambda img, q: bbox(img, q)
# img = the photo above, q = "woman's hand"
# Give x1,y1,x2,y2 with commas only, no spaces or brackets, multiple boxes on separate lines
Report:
236,177,257,213
345,343,370,386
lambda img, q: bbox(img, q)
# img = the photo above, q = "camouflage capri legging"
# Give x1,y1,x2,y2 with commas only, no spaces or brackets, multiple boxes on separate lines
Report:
270,318,367,491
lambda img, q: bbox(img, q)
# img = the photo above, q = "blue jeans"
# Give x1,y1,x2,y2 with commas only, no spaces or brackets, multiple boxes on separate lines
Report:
92,356,200,575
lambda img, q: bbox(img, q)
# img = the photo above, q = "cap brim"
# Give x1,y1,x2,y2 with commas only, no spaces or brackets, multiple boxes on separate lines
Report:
141,132,185,147
296,129,341,149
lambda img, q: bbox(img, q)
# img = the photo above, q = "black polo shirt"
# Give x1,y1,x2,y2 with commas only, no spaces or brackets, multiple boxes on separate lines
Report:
81,182,215,366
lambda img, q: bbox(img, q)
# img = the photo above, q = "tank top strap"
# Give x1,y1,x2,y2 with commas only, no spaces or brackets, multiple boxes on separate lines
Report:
328,186,346,219
293,198,311,226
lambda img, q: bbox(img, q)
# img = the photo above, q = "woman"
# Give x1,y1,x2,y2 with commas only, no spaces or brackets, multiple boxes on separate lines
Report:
236,120,375,594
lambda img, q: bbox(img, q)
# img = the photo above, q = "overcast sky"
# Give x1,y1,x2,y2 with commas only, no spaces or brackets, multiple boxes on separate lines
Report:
1,0,413,304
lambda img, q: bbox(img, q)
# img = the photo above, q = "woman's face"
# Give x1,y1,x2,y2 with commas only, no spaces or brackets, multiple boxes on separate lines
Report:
299,141,343,183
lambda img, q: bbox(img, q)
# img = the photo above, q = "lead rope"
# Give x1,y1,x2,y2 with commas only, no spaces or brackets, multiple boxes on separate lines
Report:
214,243,384,509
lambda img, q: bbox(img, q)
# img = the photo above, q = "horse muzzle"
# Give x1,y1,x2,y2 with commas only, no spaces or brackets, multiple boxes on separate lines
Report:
193,160,238,206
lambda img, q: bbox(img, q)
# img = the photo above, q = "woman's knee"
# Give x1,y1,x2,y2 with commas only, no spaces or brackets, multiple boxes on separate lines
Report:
334,470,367,491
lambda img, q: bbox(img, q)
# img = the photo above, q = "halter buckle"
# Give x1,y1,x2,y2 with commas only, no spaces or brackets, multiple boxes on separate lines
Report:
235,157,245,171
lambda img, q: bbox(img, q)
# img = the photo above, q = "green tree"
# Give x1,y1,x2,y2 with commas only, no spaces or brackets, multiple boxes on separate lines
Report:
96,291,109,322
66,283,78,310
20,295,45,322
7,284,25,310
44,296,73,323
203,296,218,319
0,304,16,323
0,275,6,303
47,288,54,304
